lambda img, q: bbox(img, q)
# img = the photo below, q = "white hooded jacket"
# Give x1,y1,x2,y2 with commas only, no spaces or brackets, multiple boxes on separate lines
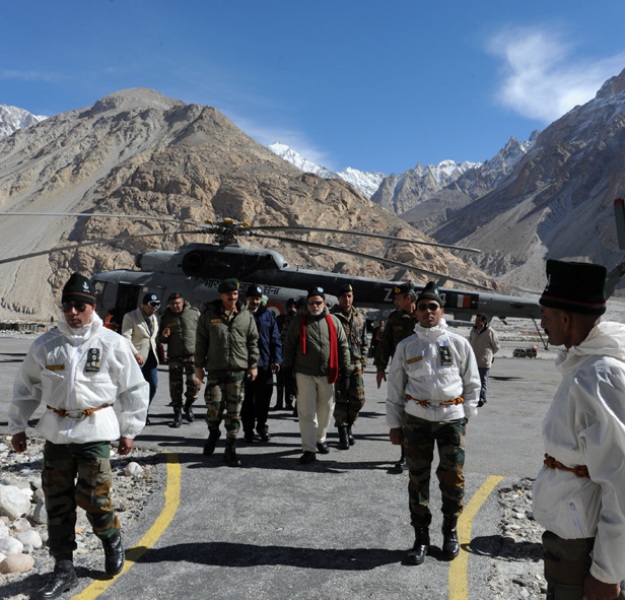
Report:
533,320,625,584
386,319,480,427
9,312,149,444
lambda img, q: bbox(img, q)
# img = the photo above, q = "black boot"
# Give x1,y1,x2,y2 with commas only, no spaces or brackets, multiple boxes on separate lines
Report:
102,531,125,576
170,409,183,428
32,559,77,600
442,517,460,559
338,426,349,450
183,399,195,422
258,425,271,442
347,424,355,446
406,527,430,565
203,428,221,455
391,447,406,473
224,438,242,467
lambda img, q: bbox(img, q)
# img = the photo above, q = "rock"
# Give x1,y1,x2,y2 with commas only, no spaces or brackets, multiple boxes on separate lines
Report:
124,462,144,476
0,485,31,520
16,529,42,549
31,498,47,525
0,537,24,556
0,553,35,574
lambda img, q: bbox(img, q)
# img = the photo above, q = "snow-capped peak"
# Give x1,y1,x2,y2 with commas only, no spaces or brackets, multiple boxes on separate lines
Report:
0,104,47,139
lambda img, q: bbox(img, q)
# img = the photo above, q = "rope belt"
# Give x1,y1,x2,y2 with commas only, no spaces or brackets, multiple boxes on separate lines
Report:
544,454,590,479
406,395,464,408
47,404,112,418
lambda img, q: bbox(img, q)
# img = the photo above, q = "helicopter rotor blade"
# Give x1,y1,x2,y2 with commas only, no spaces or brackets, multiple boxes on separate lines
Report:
249,233,490,290
0,229,205,266
244,225,481,254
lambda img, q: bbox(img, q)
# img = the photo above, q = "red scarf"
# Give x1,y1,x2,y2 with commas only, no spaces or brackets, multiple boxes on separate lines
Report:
300,315,339,384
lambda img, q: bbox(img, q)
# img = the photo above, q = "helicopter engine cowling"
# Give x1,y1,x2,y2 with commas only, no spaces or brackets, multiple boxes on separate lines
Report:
180,244,289,279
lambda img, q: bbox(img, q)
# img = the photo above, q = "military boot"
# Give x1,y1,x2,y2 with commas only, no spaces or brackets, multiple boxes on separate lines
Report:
224,438,241,467
32,559,77,600
102,531,125,576
347,423,355,446
442,517,460,559
170,409,183,428
183,398,195,422
338,426,350,450
406,527,430,565
203,428,221,455
258,425,271,442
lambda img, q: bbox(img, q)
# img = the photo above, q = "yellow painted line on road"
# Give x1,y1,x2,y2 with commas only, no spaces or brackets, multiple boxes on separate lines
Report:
449,475,504,600
72,451,181,600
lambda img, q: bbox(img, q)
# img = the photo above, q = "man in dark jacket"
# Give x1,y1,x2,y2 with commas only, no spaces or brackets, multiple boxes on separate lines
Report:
241,285,282,443
195,278,259,467
331,283,368,450
275,298,298,410
158,292,200,428
283,286,350,465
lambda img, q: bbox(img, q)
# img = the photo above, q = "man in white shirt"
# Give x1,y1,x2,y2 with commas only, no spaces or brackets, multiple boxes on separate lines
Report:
534,260,625,600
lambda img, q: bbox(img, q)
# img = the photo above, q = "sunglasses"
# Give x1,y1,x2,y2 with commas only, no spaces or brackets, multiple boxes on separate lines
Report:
417,302,440,312
147,301,161,308
308,300,324,306
62,301,89,313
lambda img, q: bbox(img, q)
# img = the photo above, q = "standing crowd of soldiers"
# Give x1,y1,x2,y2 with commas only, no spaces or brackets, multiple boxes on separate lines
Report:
8,263,625,599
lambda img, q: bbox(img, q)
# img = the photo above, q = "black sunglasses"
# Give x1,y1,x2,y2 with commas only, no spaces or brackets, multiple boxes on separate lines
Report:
417,302,440,312
147,301,161,308
308,300,324,306
62,301,89,313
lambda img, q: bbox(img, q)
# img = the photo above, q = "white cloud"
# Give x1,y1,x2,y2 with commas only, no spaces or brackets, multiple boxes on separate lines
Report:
488,26,625,122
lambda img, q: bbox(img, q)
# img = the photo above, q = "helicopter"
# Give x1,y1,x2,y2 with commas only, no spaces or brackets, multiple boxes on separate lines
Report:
0,211,545,328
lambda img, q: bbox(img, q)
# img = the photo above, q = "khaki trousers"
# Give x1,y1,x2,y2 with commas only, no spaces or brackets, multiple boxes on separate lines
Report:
295,373,335,453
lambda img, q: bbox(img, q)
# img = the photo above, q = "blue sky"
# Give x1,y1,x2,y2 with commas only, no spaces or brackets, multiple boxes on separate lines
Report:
3,1,625,174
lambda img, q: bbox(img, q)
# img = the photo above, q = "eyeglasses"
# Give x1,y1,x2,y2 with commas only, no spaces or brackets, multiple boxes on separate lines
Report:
62,301,89,313
308,300,324,306
417,302,440,312
147,301,161,308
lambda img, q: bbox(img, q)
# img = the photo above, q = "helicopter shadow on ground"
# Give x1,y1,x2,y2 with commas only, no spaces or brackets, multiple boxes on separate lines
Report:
0,351,27,363
128,541,406,571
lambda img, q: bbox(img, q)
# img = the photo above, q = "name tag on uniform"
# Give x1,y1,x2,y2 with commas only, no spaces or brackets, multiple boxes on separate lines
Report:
85,348,101,372
406,355,423,364
46,364,65,371
210,318,222,323
438,343,452,366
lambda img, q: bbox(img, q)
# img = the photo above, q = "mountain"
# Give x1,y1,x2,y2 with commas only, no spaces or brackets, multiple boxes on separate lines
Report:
268,141,385,198
430,68,625,292
0,104,47,138
0,89,492,320
401,134,539,233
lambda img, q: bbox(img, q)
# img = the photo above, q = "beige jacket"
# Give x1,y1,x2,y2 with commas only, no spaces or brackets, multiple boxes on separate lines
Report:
122,307,160,364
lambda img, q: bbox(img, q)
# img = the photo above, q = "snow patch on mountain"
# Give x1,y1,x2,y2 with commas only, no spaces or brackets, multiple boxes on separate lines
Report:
0,104,47,139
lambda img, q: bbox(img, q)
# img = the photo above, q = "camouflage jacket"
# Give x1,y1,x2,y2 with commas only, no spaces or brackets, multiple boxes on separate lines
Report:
373,309,417,371
330,305,368,368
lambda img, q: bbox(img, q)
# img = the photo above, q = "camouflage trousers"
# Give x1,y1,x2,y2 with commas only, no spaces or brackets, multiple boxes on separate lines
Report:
403,413,465,529
333,365,365,426
168,355,199,409
42,440,120,559
204,369,246,439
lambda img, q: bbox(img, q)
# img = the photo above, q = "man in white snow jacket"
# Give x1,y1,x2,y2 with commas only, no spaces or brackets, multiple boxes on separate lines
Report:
535,260,625,600
386,281,480,566
9,273,149,600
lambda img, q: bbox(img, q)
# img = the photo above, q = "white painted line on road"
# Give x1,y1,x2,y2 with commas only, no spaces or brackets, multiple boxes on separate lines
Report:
72,450,181,600
448,475,504,600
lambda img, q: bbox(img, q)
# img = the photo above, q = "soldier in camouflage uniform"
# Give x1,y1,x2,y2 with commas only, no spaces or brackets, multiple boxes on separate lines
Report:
195,278,259,467
274,298,297,410
330,284,368,450
9,273,148,599
158,292,200,428
386,282,480,566
374,282,418,471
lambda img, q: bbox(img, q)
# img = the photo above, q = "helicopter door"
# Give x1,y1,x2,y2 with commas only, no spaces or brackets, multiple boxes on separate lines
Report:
114,283,143,324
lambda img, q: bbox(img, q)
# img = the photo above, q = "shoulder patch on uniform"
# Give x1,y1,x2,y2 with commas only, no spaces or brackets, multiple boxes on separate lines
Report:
406,355,423,364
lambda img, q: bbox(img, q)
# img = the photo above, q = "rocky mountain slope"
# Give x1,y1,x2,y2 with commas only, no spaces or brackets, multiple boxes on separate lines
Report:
0,89,492,320
430,68,625,292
